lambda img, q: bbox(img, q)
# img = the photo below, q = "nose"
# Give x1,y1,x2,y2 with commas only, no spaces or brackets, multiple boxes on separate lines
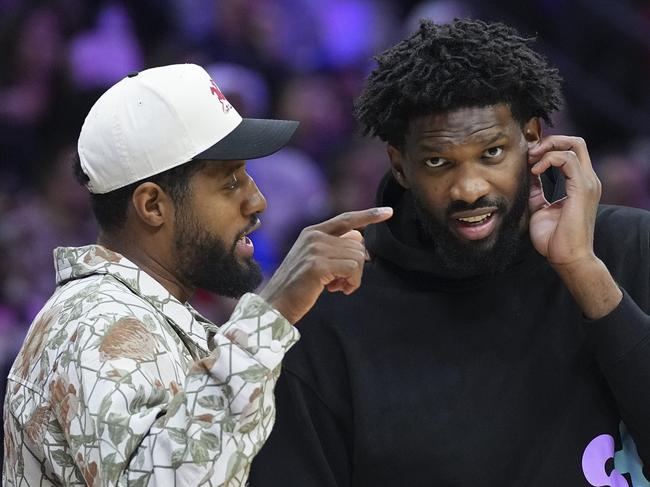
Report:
448,163,491,205
243,175,267,216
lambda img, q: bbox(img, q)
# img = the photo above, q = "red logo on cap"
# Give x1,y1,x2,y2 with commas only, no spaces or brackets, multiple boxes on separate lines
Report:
210,80,232,112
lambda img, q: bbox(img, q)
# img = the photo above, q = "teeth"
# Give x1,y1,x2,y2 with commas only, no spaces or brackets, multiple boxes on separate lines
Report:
458,213,491,223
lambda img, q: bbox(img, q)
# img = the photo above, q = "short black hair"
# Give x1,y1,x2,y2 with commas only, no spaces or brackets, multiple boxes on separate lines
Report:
355,19,563,148
73,154,208,234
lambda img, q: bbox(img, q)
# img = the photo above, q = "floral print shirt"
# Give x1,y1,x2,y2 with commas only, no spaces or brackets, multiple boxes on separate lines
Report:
3,245,300,486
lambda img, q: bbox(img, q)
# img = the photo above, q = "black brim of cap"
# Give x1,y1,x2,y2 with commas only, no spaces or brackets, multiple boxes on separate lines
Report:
192,118,299,161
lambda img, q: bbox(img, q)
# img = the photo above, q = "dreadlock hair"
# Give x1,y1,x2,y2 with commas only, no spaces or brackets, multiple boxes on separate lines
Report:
355,19,563,148
73,153,209,234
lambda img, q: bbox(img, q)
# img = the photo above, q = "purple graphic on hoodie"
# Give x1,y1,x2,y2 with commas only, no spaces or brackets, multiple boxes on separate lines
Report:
582,423,649,487
582,434,629,486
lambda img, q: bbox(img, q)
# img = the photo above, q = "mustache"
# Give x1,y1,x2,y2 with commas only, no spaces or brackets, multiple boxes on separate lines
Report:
243,215,260,234
446,196,507,216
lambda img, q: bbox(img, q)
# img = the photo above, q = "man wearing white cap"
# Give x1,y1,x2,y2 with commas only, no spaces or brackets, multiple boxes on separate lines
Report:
2,64,392,486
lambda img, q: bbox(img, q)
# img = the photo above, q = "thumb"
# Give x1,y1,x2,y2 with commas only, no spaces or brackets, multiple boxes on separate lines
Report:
340,230,363,242
340,229,371,261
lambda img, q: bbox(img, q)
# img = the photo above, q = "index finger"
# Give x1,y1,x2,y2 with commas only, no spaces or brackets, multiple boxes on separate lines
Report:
312,207,393,236
528,136,592,168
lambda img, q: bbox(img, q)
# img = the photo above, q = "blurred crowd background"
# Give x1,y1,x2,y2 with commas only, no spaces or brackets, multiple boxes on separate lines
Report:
1,0,650,465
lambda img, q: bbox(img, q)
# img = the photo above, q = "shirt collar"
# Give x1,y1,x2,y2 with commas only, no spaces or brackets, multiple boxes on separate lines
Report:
54,245,210,355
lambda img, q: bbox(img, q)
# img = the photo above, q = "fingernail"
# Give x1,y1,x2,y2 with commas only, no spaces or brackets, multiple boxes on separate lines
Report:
375,206,393,215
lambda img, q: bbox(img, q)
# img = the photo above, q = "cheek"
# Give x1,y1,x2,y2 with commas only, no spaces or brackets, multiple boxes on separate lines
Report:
186,201,236,241
497,156,528,201
410,180,448,219
193,194,237,224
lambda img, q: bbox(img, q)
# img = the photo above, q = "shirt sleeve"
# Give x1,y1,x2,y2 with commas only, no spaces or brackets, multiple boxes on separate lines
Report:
50,293,299,486
583,289,650,467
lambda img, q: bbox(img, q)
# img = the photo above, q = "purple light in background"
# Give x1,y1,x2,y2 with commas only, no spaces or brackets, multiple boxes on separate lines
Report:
68,3,143,89
320,0,387,67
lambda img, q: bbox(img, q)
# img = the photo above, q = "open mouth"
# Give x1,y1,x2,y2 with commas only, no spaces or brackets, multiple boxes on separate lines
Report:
236,234,253,246
234,219,261,257
237,219,261,241
450,208,499,241
456,212,493,225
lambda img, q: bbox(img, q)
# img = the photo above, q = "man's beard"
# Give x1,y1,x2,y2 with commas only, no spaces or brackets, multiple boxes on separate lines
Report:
412,169,530,277
173,210,263,299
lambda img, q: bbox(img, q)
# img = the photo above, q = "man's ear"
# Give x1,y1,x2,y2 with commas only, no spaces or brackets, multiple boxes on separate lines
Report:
523,117,542,147
131,182,171,228
387,145,410,189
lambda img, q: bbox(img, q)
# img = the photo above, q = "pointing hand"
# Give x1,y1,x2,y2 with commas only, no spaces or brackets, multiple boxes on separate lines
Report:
260,207,393,324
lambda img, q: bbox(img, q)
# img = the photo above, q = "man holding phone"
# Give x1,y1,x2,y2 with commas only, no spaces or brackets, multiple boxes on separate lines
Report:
251,19,650,486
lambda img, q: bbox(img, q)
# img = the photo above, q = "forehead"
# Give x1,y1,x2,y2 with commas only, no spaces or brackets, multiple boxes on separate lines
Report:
407,104,518,148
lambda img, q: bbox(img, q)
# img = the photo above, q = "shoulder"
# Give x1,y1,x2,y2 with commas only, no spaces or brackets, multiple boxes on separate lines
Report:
594,205,650,296
596,204,650,232
54,274,165,334
595,204,650,248
594,205,650,255
26,274,172,370
8,275,151,390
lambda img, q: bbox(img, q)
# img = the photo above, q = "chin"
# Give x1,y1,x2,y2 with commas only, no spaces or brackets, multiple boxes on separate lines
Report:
237,255,257,267
454,229,500,249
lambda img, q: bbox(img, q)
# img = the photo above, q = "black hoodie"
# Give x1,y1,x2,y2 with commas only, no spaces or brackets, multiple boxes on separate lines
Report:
250,173,650,487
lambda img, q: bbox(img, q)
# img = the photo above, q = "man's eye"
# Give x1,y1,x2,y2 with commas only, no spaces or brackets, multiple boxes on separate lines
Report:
226,175,238,189
424,157,448,168
482,146,504,158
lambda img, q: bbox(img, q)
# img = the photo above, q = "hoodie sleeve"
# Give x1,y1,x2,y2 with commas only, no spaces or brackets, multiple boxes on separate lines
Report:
583,290,650,468
585,205,650,470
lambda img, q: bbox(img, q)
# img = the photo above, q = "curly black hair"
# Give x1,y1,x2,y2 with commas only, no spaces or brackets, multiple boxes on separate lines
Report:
355,19,563,148
73,154,208,234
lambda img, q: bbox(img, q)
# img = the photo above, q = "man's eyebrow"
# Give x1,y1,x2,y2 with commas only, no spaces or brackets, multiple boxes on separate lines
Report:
417,131,508,153
475,131,508,146
212,161,245,178
226,161,246,173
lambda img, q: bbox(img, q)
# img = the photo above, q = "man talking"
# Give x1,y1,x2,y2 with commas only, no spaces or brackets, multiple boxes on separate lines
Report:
3,64,392,486
250,19,650,486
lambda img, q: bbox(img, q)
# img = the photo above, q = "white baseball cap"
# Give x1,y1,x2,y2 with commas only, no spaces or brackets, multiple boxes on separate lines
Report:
77,63,299,194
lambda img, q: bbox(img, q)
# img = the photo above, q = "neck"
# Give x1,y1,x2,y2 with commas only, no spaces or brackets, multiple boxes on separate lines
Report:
98,232,194,303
